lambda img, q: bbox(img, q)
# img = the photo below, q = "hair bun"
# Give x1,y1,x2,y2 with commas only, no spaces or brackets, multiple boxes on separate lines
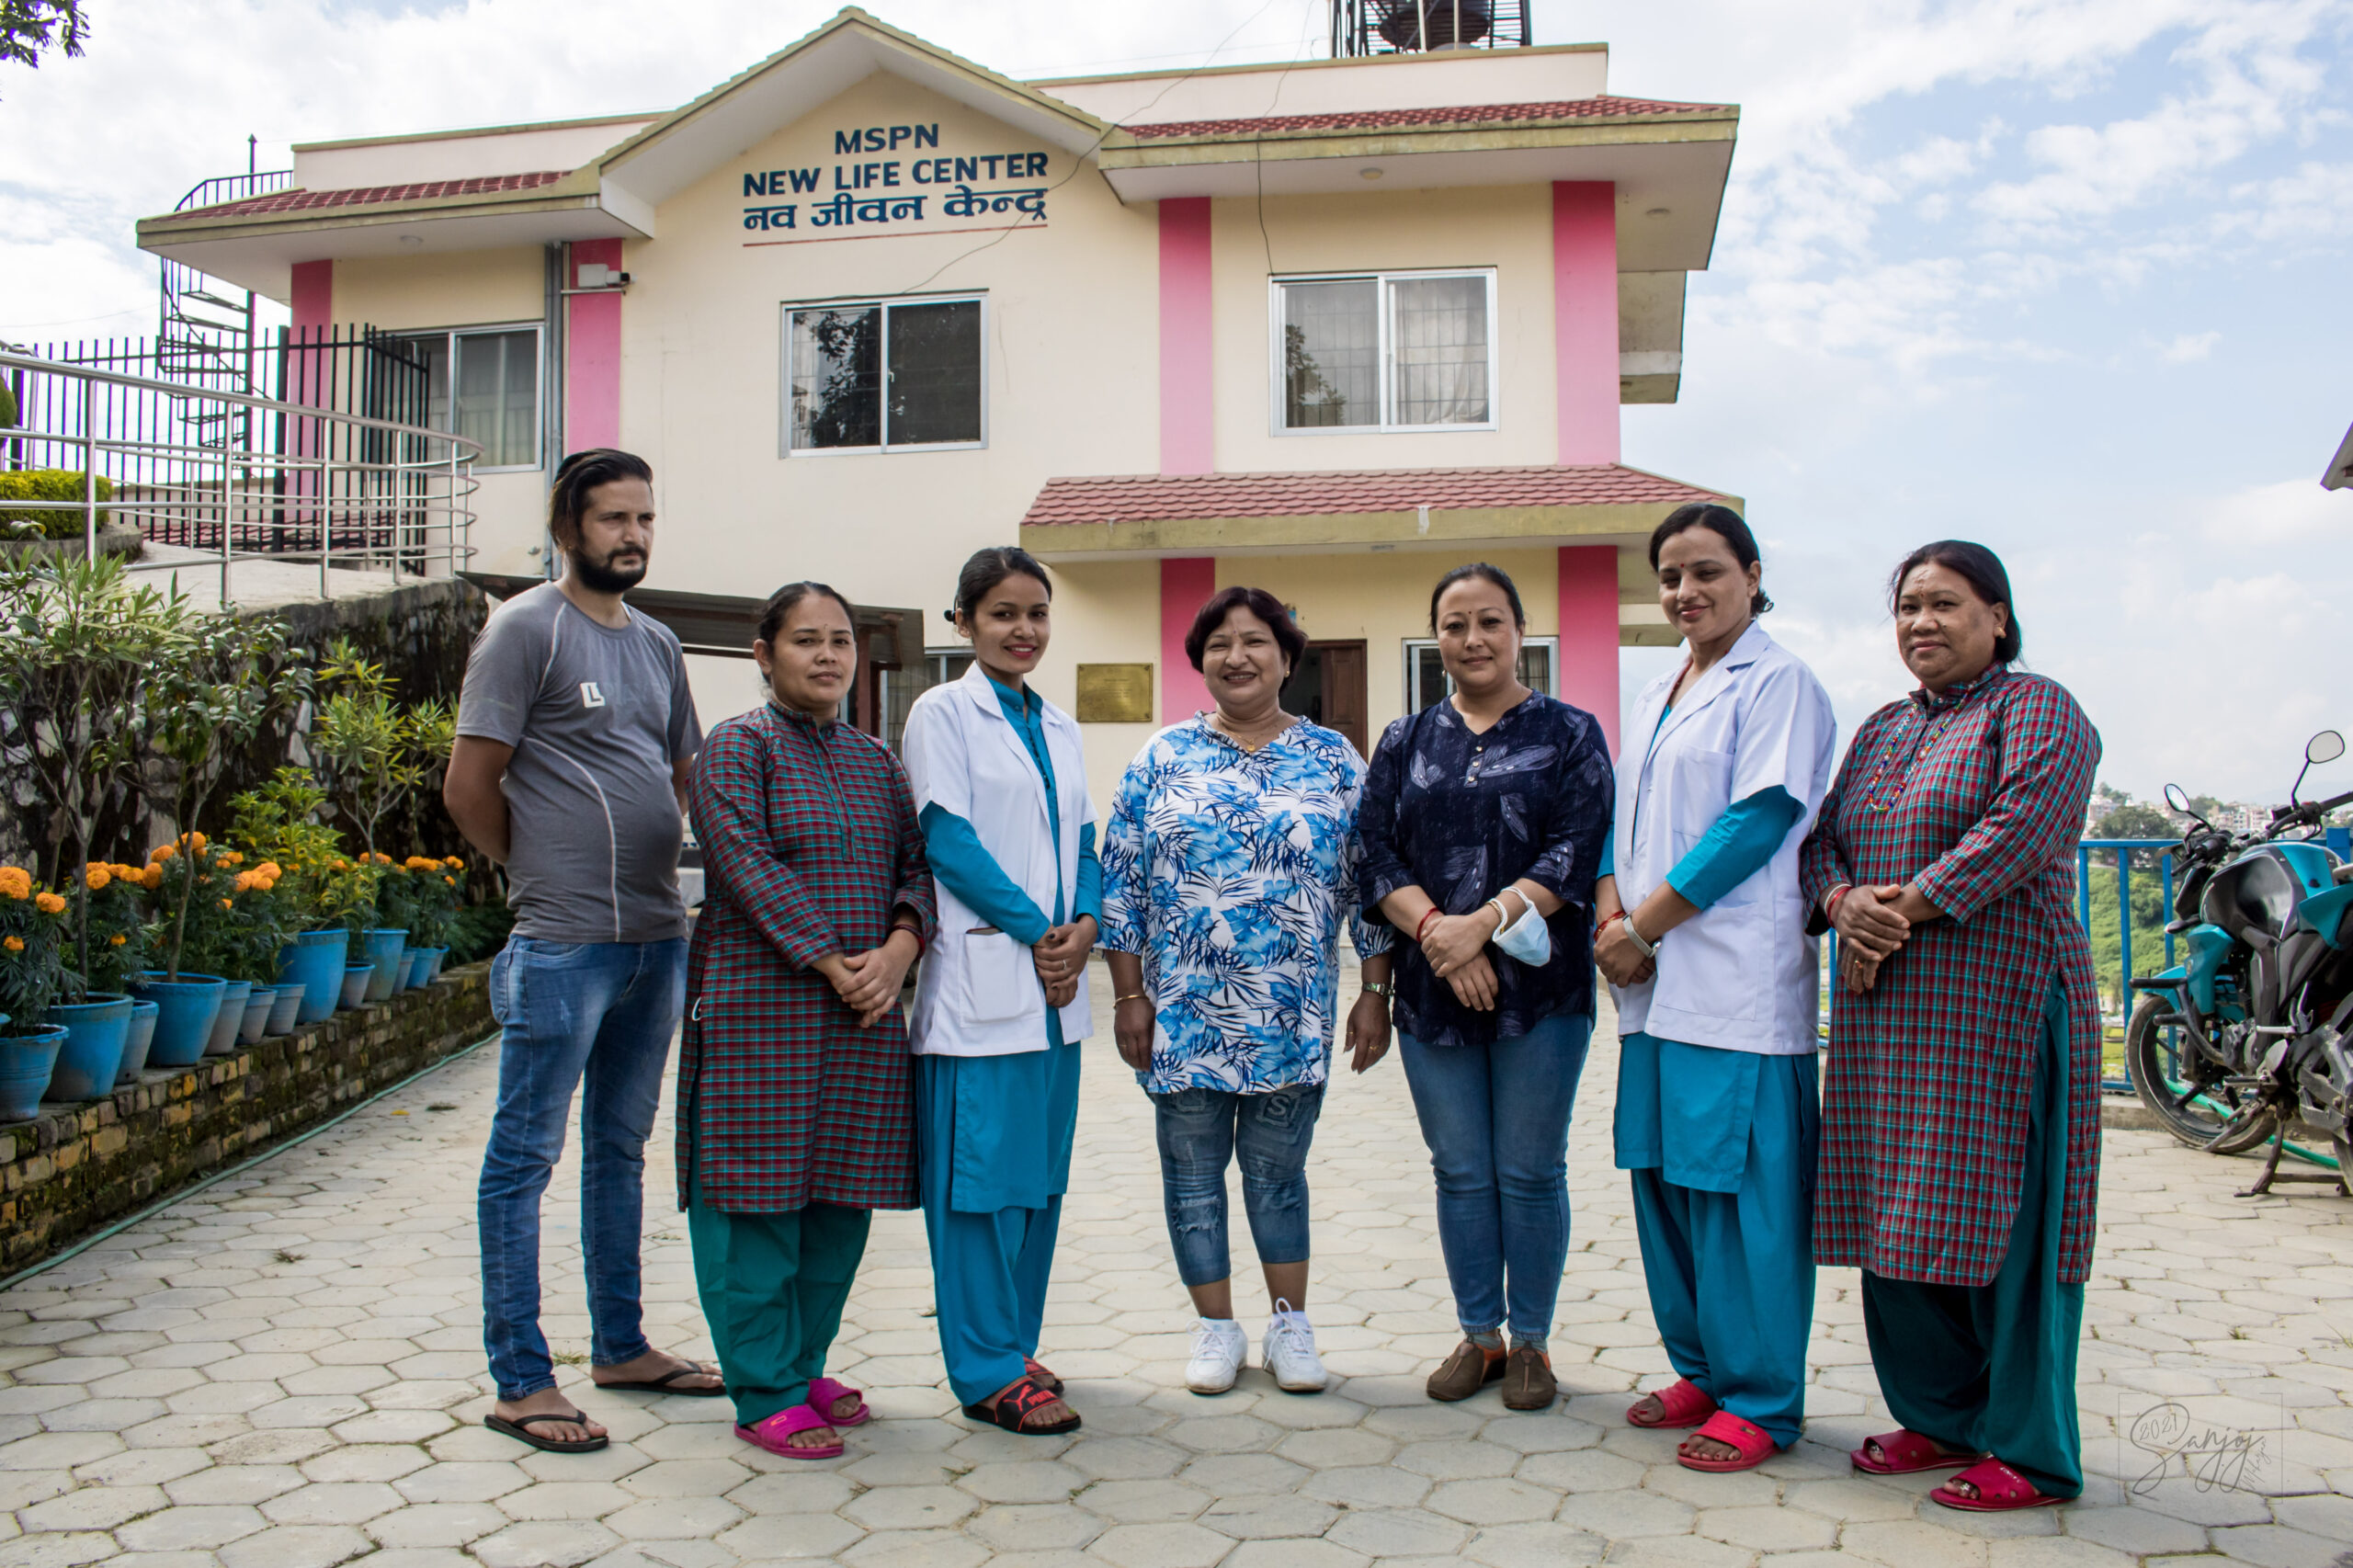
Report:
941,608,958,624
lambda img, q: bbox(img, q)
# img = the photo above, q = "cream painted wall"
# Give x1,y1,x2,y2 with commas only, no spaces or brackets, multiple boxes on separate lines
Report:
1039,558,1161,818
1037,46,1608,125
294,119,657,192
1210,187,1559,473
616,72,1162,632
334,246,543,332
1218,546,1560,733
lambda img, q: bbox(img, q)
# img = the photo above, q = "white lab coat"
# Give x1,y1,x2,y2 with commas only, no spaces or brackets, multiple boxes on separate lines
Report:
903,662,1095,1055
1610,621,1836,1055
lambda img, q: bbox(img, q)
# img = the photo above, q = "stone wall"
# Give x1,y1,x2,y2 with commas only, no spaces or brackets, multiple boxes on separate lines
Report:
0,960,494,1275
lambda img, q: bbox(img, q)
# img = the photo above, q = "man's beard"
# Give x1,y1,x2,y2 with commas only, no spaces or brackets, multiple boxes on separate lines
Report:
566,546,647,594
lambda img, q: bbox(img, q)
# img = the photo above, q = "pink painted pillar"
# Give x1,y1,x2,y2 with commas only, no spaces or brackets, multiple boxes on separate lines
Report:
286,261,334,526
566,240,624,452
1158,198,1213,475
1160,557,1215,722
1552,182,1620,467
1558,544,1620,756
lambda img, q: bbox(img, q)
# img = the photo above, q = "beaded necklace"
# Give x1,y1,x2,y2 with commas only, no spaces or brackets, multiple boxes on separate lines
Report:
1860,665,2006,813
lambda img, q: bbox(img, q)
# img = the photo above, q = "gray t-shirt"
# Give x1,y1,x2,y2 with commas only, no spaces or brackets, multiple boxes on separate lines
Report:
456,583,702,943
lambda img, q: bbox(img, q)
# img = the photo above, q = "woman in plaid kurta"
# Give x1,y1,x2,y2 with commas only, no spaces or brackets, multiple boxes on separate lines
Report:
680,586,936,1456
1798,545,2100,1509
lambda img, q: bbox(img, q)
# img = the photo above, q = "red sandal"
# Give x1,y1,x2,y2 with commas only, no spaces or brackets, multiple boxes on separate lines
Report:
1627,1377,1717,1429
1851,1428,1984,1475
806,1376,870,1428
1932,1458,2065,1512
1677,1410,1776,1472
961,1374,1080,1437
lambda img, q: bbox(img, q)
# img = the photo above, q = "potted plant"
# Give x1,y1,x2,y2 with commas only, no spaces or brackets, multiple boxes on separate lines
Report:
0,867,74,1119
217,853,291,1043
229,769,354,1025
82,861,162,1080
42,863,143,1098
397,856,462,986
143,838,243,1061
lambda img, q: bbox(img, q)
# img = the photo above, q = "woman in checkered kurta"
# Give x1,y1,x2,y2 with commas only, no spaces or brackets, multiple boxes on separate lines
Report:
680,613,937,1447
1798,548,2101,1507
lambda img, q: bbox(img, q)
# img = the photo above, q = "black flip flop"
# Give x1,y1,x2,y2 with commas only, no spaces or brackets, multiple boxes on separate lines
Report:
592,1363,726,1397
484,1410,609,1452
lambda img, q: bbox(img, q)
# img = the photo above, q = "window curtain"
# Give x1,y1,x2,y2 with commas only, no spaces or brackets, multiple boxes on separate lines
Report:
1389,276,1488,426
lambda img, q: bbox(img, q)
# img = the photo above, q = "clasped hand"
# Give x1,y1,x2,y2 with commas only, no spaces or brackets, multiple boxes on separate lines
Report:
814,929,920,1028
1591,918,1654,989
1031,915,1097,1010
1833,883,1925,993
1421,909,1503,1011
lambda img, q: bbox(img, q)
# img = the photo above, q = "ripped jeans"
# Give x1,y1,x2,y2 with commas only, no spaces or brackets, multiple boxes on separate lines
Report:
1149,1083,1325,1287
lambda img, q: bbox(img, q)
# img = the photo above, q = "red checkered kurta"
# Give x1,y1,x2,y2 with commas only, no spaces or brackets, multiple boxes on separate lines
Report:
1798,667,2102,1286
679,703,936,1212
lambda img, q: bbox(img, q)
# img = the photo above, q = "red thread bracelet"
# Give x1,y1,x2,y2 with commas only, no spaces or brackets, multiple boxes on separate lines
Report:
1824,884,1853,923
1597,910,1630,933
1415,907,1443,944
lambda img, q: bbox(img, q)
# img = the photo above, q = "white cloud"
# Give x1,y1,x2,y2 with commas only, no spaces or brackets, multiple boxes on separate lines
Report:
2160,330,2221,360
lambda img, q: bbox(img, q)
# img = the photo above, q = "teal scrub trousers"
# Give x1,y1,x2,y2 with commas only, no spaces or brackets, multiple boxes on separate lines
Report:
687,1193,871,1428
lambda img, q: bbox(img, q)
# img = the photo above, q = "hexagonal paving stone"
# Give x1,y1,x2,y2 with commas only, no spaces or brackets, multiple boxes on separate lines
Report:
1086,1520,1237,1568
840,1483,980,1532
966,1500,1105,1552
835,1528,992,1568
1427,1476,1563,1527
468,1518,624,1568
1324,1506,1470,1557
216,1523,376,1568
954,1458,1086,1503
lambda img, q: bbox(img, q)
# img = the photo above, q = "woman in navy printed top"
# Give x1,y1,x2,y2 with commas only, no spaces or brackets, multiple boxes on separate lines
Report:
1358,563,1614,1414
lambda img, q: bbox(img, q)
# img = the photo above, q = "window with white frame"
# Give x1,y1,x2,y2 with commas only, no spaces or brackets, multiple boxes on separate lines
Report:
1404,637,1557,711
785,295,984,453
1274,270,1496,432
390,325,540,469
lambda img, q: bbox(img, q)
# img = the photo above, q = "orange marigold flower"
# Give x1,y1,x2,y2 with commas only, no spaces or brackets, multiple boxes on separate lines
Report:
35,892,67,915
445,856,464,869
110,933,127,947
85,866,111,892
332,858,349,871
257,862,282,880
233,872,256,892
219,898,233,911
142,866,164,890
444,876,457,887
3,937,21,952
0,867,30,900
187,832,207,851
151,845,175,863
218,851,244,866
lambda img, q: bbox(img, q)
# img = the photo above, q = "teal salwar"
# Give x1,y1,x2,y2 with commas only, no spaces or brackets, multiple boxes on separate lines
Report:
1616,1033,1818,1447
1860,979,2083,1498
686,1192,870,1426
918,1038,1082,1405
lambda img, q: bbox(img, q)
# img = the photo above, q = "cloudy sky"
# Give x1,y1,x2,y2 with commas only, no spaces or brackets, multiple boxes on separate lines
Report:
4,0,2349,803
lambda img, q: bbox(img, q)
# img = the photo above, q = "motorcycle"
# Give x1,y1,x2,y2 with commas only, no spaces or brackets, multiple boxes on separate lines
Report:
2126,730,2353,1196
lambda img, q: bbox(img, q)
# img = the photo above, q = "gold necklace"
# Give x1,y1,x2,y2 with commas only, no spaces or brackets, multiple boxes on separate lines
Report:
1212,709,1291,751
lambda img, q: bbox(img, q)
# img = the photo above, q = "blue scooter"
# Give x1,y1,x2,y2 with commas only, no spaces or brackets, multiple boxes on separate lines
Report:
2128,731,2353,1196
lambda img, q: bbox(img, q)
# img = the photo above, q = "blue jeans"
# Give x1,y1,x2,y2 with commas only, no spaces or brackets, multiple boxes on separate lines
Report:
478,936,687,1401
1399,1010,1593,1341
1150,1084,1324,1288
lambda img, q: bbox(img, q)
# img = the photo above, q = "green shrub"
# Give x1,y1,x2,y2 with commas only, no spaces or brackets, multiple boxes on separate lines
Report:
0,470,113,539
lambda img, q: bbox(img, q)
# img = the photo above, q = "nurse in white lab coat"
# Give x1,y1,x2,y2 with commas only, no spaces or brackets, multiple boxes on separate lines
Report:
903,548,1099,1438
1593,506,1836,1474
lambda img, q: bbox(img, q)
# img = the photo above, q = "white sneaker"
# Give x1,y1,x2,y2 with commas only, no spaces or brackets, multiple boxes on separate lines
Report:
1185,1317,1247,1394
1262,1301,1328,1393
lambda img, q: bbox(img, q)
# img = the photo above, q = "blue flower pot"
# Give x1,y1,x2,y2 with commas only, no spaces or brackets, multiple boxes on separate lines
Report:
0,1024,66,1122
339,962,375,1010
360,928,409,1004
277,928,350,1026
42,992,133,1101
265,983,304,1036
424,948,449,983
204,980,253,1056
119,1000,159,1084
132,972,227,1068
411,946,449,987
238,985,277,1045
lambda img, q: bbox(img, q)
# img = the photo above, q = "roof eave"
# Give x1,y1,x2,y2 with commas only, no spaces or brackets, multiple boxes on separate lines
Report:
1099,111,1736,169
1020,494,1740,557
135,192,635,252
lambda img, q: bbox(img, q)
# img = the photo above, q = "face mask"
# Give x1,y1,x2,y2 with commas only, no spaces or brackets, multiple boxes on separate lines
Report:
1490,895,1552,968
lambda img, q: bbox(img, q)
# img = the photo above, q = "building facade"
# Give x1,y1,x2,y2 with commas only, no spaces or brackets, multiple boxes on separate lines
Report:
139,7,1740,807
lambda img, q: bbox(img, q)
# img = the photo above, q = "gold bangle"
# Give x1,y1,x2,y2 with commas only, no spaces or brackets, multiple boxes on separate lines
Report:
1114,992,1150,1005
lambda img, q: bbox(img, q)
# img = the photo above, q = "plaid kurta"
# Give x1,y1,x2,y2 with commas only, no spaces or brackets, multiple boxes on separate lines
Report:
1798,666,2102,1287
679,702,937,1212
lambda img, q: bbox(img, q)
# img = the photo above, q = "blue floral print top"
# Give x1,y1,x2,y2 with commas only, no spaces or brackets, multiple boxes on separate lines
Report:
1099,716,1394,1094
1359,692,1614,1049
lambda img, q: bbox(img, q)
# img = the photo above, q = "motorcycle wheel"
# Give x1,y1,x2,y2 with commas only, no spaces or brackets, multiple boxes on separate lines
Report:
2125,994,2277,1153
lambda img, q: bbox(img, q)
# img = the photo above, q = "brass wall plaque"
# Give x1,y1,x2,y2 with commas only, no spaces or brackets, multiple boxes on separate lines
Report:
1075,663,1154,723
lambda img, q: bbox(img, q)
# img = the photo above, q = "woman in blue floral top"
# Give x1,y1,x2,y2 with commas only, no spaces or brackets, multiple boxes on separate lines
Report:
1101,586,1394,1398
1359,562,1615,1414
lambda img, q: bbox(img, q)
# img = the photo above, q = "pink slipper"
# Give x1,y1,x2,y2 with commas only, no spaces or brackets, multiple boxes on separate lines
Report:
1932,1458,2066,1512
1851,1428,1984,1475
1677,1409,1777,1472
735,1404,843,1460
806,1376,870,1428
1628,1377,1718,1429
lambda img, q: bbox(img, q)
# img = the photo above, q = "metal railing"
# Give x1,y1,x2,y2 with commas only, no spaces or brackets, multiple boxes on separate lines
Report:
1,347,478,600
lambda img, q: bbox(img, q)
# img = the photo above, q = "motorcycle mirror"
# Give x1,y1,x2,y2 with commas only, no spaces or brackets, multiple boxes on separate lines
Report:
2309,731,2346,767
2164,782,2198,818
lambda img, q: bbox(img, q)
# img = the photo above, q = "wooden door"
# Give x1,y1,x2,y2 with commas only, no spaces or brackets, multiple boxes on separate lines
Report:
1315,640,1369,758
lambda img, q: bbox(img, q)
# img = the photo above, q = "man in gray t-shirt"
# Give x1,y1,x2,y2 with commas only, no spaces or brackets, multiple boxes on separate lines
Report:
446,448,722,1452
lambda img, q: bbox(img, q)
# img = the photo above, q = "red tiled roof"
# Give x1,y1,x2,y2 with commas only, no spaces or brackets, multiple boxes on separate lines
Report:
161,171,570,221
1022,465,1723,527
1123,97,1730,140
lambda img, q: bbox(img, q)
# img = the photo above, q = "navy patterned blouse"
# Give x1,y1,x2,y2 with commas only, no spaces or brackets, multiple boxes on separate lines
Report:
1358,692,1615,1049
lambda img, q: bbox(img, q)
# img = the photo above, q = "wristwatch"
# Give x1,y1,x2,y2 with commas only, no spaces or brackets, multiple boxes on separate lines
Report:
1361,980,1394,998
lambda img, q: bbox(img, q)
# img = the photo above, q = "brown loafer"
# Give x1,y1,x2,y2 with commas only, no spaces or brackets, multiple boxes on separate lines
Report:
1427,1340,1506,1402
1501,1345,1556,1411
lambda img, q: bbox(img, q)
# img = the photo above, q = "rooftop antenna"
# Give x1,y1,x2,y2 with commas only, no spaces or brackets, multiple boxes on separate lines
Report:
248,134,256,176
1329,0,1531,56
